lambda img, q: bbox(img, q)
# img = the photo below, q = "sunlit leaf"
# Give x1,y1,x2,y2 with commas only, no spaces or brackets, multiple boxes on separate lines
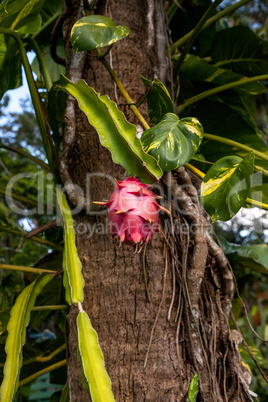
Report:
56,189,84,305
141,113,203,171
71,15,129,52
188,373,199,402
77,310,115,401
219,237,268,275
0,274,52,401
60,75,162,183
201,152,255,221
141,76,173,124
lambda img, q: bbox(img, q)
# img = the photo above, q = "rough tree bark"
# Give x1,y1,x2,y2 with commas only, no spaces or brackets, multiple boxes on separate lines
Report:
59,0,253,400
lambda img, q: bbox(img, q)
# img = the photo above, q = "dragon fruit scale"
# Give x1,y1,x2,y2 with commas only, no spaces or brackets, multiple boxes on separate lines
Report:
94,177,169,246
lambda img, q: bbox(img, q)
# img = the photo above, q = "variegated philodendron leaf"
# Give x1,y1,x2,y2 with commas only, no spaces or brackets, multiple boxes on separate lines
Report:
56,188,84,305
141,113,203,171
201,152,255,222
71,15,130,52
141,76,174,124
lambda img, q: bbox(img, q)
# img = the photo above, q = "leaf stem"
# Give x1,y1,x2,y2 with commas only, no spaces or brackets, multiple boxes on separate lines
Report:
31,305,67,311
177,74,268,114
27,37,53,91
175,0,224,71
170,0,252,54
0,28,56,179
23,344,66,365
99,55,150,130
98,44,113,60
185,163,205,178
0,225,63,251
0,264,55,275
19,359,66,387
203,133,268,162
246,198,268,211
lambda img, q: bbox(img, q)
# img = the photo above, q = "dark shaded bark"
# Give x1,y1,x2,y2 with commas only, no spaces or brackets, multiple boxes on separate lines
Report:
60,0,253,400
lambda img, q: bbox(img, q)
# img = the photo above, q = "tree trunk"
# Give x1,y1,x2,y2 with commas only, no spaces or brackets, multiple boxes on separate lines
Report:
60,0,253,400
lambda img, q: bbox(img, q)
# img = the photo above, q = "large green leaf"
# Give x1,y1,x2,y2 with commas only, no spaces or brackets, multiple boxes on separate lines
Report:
77,311,115,401
0,274,52,401
71,15,129,52
141,76,174,124
31,0,63,45
180,54,267,95
56,189,84,305
32,45,66,85
0,0,29,27
219,237,268,275
211,26,268,77
201,152,255,222
141,113,203,171
191,98,268,177
188,373,199,402
0,37,22,100
60,75,162,183
10,0,43,31
0,0,44,33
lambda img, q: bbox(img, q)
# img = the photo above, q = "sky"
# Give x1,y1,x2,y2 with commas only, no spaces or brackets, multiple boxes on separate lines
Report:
2,52,35,113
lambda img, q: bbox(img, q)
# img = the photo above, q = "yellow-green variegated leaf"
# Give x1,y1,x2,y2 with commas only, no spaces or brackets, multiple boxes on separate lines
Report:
141,113,203,171
56,189,84,305
77,311,115,402
0,274,52,401
60,75,162,183
71,15,129,52
201,152,255,222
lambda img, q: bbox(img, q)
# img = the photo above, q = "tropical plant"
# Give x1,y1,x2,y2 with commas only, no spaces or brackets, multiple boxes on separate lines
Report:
0,0,267,400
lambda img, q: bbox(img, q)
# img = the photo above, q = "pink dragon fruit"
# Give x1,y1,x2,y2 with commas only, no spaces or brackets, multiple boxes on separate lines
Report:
95,177,169,246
